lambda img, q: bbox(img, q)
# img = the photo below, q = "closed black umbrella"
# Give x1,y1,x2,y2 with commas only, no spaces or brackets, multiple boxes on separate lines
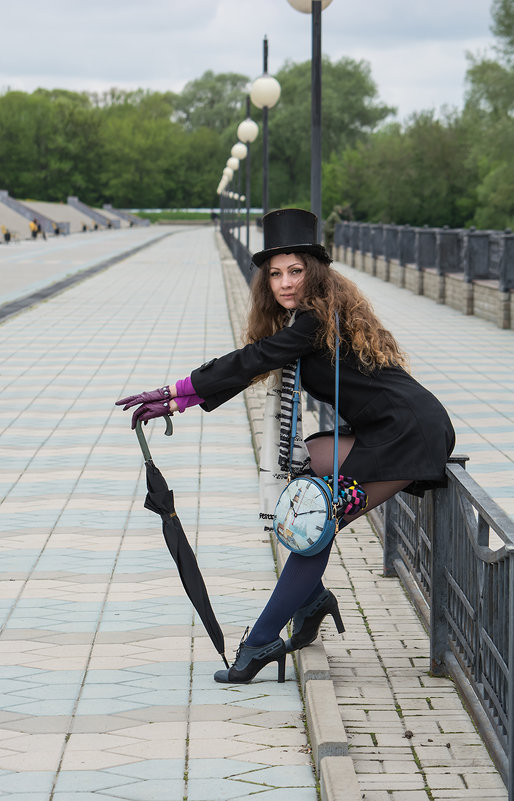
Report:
135,418,229,668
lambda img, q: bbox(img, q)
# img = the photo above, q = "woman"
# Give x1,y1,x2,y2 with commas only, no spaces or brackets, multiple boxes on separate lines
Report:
116,208,455,685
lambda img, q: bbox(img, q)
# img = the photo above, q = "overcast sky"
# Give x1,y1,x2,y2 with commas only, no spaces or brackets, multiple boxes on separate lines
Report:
0,0,496,121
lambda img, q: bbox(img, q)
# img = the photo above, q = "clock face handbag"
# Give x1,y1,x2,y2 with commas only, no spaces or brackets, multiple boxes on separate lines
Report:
273,314,367,557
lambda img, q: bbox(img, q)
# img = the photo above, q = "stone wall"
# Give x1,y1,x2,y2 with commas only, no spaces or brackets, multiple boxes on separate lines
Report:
335,246,513,330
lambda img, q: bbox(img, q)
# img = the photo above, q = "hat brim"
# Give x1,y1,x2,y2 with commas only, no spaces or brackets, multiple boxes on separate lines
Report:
252,243,332,268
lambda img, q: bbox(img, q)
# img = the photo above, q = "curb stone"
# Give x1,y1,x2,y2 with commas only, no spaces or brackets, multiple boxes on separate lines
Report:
306,680,349,769
216,232,362,801
320,757,362,801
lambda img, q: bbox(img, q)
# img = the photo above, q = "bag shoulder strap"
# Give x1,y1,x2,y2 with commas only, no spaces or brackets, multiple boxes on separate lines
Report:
332,312,340,494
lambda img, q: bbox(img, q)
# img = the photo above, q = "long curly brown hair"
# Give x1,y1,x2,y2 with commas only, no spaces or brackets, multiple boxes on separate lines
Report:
245,252,408,373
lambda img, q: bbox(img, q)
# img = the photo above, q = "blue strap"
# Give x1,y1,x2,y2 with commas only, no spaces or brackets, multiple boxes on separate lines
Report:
332,312,340,497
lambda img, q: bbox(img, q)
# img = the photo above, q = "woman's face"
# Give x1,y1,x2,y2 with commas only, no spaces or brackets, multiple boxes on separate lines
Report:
268,253,306,310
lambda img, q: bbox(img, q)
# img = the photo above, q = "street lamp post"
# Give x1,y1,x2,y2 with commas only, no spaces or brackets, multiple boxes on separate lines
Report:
231,142,248,240
237,97,259,249
250,36,281,216
227,157,240,232
222,167,234,231
286,0,333,239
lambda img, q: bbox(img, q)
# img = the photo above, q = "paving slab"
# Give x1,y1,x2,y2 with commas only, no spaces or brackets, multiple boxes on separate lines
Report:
0,226,180,311
0,226,317,800
0,224,511,800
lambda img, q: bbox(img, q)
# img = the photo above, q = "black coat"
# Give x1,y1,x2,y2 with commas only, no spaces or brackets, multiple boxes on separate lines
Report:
191,310,455,494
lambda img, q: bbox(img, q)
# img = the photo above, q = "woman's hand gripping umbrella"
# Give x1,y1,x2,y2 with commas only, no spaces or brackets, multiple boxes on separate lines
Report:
131,415,229,669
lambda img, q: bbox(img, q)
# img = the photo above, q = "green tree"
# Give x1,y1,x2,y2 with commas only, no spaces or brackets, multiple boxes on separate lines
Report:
100,102,178,208
34,91,104,203
0,89,104,203
265,57,394,211
491,0,514,54
463,0,514,227
0,56,396,212
327,111,477,227
173,70,249,134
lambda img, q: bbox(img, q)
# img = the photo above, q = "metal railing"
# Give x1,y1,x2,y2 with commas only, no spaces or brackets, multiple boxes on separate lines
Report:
375,457,514,797
334,221,514,291
224,217,514,793
221,221,254,285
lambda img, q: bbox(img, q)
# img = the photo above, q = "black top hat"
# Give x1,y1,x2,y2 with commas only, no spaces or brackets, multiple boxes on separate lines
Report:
252,208,331,267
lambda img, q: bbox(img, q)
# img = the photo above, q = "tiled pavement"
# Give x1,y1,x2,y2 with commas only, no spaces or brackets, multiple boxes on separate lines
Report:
0,228,317,800
0,226,175,312
0,225,511,800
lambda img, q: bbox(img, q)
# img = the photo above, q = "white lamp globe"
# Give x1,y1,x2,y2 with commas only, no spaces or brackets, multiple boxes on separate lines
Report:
287,0,333,11
223,167,234,180
240,195,246,202
231,142,248,160
227,157,239,171
237,118,259,144
250,74,281,109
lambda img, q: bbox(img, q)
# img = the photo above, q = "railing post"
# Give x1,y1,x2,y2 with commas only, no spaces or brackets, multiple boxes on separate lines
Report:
509,546,514,801
499,232,514,329
383,225,392,282
350,223,358,268
370,225,379,276
413,228,424,295
382,498,399,577
430,484,451,676
435,227,446,305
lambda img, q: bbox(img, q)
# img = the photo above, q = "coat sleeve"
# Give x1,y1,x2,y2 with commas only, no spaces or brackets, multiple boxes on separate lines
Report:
190,310,320,411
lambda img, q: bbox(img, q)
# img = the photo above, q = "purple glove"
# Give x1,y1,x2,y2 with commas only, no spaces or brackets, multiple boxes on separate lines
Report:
116,386,171,410
116,386,173,430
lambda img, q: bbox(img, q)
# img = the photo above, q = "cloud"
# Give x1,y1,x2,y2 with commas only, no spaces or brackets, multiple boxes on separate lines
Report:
0,0,496,118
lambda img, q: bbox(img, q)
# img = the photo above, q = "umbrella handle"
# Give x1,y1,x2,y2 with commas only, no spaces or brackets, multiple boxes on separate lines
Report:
135,416,173,462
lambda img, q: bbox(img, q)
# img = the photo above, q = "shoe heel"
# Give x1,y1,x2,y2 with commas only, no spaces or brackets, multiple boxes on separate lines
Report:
277,653,286,683
331,604,345,634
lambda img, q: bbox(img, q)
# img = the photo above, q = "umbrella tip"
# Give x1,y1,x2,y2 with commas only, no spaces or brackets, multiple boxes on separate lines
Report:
222,654,230,669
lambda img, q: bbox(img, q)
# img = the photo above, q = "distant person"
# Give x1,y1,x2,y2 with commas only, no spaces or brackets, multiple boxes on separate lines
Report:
52,222,60,236
82,223,88,232
1,225,11,243
29,219,38,239
323,204,353,256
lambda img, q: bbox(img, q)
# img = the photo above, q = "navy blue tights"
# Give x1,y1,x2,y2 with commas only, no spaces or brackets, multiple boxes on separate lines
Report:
246,536,336,647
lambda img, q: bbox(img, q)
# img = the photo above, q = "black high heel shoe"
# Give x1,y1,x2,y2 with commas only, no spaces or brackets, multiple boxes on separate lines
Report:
285,589,344,653
214,627,286,684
